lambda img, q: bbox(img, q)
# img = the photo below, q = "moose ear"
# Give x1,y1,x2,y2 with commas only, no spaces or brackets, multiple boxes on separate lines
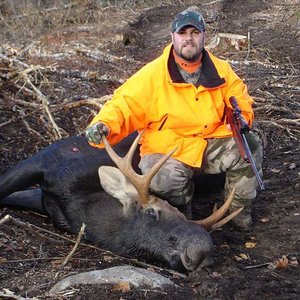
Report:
98,166,139,206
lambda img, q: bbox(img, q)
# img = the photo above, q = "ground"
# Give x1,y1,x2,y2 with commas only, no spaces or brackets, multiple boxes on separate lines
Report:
0,0,299,299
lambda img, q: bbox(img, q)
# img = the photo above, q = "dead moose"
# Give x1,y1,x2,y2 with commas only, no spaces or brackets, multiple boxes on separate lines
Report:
0,131,241,272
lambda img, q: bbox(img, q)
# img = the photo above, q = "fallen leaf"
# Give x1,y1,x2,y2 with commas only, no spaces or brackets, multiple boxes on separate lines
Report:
245,242,257,248
260,217,271,223
288,163,296,170
234,255,243,261
275,255,289,269
211,271,222,278
113,281,131,292
234,253,249,261
103,255,114,262
269,255,289,270
270,168,281,173
0,257,7,263
240,253,250,260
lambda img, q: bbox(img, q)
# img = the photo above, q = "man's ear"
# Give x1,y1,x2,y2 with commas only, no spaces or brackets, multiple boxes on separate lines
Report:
171,32,175,43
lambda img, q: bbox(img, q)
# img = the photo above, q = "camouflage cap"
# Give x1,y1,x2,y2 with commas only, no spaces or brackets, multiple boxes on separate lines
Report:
171,10,205,33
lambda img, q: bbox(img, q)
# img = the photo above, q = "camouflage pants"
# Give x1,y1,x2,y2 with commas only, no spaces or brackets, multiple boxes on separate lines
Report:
138,132,263,209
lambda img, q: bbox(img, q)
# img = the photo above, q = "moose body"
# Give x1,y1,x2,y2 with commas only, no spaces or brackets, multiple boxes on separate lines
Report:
0,132,234,272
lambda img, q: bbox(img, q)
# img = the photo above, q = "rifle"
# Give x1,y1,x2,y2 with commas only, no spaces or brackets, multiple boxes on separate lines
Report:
226,96,265,190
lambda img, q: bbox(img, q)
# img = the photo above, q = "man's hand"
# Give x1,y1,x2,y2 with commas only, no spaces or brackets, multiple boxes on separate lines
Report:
85,122,110,144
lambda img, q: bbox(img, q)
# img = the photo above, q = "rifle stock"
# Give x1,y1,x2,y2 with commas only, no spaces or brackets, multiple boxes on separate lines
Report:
226,96,265,190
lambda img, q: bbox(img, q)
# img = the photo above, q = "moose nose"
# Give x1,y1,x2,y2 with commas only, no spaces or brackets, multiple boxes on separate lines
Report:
181,244,214,271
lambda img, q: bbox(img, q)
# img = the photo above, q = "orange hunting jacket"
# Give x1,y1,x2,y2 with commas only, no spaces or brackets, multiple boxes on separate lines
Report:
89,44,254,168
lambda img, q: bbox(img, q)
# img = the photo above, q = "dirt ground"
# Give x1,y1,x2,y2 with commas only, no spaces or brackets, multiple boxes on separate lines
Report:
0,0,299,299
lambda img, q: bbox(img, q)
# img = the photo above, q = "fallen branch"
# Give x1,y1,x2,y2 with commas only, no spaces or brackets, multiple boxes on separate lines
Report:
60,223,86,270
244,255,295,271
53,69,125,84
0,53,30,69
258,120,300,138
21,117,49,142
269,83,300,91
229,59,281,69
59,95,112,111
277,118,300,126
76,47,139,66
0,289,38,300
0,53,65,140
17,109,49,142
203,0,224,6
255,105,300,118
0,118,15,129
243,263,270,269
11,98,40,109
6,3,75,20
3,256,114,264
0,214,64,244
22,76,63,140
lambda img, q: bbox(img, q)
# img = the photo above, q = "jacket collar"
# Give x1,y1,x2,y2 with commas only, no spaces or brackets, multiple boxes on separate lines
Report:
167,45,225,88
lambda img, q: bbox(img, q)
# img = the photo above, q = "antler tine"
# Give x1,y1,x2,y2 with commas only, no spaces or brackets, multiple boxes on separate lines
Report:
193,187,237,229
102,130,143,172
102,130,177,206
209,207,243,232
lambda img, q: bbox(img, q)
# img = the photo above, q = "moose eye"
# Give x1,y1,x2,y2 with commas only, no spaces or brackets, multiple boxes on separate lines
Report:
169,235,178,243
145,208,158,219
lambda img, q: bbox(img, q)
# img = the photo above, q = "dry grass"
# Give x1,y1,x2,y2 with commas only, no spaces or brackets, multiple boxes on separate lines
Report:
0,0,198,44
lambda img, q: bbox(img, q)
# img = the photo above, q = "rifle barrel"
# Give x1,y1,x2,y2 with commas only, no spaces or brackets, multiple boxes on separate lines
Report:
242,134,265,191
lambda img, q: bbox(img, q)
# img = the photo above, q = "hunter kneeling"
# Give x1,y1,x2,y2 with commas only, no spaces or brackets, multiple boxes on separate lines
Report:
85,6,264,231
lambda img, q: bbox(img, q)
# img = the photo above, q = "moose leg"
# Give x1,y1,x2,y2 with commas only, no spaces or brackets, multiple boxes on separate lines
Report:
0,189,44,214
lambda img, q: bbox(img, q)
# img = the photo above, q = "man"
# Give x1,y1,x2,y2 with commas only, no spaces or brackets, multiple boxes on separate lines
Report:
85,6,263,231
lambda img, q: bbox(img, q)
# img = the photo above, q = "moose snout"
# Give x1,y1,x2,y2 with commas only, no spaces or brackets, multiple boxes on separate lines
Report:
164,223,214,272
180,243,214,271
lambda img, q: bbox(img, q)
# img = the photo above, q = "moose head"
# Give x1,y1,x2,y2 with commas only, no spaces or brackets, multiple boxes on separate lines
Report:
97,131,241,271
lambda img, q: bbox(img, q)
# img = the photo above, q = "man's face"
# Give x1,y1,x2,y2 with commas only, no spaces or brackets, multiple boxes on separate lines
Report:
171,26,205,62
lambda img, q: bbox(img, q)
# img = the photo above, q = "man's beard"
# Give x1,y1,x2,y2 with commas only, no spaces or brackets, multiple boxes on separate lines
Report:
179,44,203,62
180,51,200,61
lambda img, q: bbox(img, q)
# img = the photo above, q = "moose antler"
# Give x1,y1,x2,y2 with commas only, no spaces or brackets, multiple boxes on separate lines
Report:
102,130,177,206
193,187,243,231
103,130,242,230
